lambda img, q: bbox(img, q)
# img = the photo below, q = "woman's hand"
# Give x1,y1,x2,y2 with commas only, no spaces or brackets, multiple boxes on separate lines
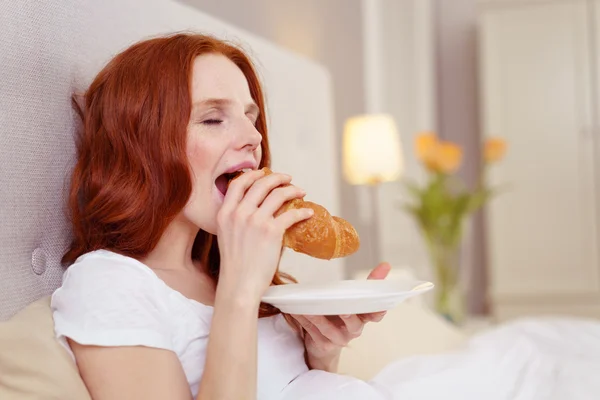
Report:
215,170,314,303
291,262,391,372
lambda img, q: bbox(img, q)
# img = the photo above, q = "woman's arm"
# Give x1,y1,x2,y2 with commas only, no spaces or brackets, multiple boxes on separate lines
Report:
196,287,260,400
198,170,313,399
69,341,193,399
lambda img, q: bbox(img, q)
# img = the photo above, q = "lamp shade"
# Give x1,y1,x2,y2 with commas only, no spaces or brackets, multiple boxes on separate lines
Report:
343,113,403,185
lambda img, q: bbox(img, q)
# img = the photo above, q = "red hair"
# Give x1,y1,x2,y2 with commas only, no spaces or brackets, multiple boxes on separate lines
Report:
64,33,294,317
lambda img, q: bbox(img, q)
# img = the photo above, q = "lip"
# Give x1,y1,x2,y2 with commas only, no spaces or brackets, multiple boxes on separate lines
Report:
222,160,259,175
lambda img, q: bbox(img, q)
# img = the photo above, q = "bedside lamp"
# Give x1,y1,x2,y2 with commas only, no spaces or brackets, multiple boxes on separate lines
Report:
342,113,403,263
343,114,403,185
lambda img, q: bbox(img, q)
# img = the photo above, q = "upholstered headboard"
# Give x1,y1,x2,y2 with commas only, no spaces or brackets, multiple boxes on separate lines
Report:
0,0,341,321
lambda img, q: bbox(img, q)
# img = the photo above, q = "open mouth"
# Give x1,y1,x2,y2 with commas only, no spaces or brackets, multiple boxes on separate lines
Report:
215,169,251,197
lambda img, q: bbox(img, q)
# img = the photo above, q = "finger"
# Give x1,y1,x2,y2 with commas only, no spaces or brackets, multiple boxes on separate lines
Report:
222,169,266,210
258,185,306,217
339,314,364,337
241,172,293,208
291,315,327,343
275,207,314,231
358,311,387,323
366,262,391,280
301,315,347,346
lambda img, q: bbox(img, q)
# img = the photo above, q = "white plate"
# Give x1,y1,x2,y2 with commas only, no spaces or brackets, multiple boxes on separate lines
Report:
261,279,434,315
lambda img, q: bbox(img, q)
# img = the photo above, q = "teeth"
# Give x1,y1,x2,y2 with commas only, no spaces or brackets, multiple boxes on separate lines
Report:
241,168,252,173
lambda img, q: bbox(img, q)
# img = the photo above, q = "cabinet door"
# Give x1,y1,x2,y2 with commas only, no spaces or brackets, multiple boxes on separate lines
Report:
479,0,600,302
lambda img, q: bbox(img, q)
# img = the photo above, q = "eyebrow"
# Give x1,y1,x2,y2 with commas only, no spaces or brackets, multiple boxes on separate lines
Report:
192,98,260,116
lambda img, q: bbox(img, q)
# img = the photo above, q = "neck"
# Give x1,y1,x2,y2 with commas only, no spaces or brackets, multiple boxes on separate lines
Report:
142,215,201,272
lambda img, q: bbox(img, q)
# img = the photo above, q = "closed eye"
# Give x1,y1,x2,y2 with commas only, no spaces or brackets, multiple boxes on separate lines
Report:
202,119,223,125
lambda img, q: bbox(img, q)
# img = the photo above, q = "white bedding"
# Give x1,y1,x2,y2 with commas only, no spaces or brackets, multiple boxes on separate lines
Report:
284,317,600,399
371,317,600,400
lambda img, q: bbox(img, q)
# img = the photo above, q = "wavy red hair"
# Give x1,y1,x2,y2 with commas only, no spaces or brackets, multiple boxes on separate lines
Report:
64,33,294,317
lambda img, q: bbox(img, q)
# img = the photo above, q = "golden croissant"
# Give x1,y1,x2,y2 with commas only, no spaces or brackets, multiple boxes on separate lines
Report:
229,168,360,259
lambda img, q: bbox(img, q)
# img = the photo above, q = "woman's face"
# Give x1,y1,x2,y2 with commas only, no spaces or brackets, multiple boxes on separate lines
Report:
183,53,263,234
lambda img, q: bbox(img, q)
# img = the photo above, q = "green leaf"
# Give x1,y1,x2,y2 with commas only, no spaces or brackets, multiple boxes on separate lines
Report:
398,170,510,250
402,179,424,199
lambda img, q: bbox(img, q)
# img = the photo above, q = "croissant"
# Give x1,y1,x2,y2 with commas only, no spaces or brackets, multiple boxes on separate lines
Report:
229,168,360,259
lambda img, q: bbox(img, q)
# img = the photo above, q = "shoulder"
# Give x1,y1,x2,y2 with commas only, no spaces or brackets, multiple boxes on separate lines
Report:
53,249,167,313
51,250,174,350
59,249,159,286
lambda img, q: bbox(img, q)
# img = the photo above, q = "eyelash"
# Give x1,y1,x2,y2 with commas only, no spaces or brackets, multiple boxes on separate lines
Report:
202,119,223,125
200,115,257,126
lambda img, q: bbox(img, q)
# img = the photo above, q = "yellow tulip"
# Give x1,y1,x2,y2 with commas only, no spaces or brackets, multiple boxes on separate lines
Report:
415,132,444,173
415,133,463,174
484,138,507,163
436,143,463,174
415,132,438,163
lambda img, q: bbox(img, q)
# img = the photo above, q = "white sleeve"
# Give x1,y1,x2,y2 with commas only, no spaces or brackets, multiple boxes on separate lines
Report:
51,256,174,352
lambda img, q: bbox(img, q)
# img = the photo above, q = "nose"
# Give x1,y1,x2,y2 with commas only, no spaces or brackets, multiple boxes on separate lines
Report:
237,119,262,152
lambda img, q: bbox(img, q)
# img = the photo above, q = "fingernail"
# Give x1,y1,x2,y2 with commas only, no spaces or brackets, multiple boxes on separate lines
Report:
306,209,314,215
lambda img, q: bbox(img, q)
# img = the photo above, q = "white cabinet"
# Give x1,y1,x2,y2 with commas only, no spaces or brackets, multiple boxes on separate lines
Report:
478,0,600,320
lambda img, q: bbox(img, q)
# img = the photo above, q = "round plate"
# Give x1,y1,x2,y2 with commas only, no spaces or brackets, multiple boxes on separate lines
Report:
261,279,434,315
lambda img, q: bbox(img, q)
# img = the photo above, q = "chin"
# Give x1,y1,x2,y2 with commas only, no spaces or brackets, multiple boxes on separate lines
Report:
202,222,218,236
182,200,219,237
192,205,219,236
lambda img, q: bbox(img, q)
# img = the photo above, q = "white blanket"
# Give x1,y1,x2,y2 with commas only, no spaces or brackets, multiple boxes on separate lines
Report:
283,317,600,399
371,317,600,400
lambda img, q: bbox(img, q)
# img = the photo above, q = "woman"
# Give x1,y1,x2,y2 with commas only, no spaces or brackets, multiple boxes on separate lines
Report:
51,33,391,400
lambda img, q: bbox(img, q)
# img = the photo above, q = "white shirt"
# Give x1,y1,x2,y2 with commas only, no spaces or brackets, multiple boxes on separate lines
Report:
51,250,388,400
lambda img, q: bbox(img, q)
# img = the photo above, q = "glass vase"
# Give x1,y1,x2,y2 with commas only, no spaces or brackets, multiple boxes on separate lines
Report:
424,237,466,325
